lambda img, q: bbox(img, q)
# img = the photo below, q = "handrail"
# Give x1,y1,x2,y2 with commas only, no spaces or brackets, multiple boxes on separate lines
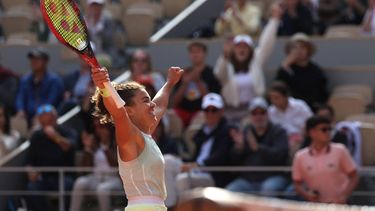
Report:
150,0,207,43
0,71,131,167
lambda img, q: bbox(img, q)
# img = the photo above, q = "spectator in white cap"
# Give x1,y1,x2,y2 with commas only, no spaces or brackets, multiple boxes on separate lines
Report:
227,97,289,195
214,3,283,114
215,0,262,36
173,92,236,204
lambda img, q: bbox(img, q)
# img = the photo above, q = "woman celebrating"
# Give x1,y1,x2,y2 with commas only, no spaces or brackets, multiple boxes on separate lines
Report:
91,66,183,211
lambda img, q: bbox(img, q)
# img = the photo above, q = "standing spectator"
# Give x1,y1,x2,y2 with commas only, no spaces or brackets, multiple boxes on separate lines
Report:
26,104,77,211
70,119,121,211
173,42,221,127
175,93,235,195
292,116,359,203
126,49,165,93
278,0,314,36
215,0,262,36
340,0,366,25
0,103,21,158
0,61,19,114
226,97,289,195
214,3,282,109
275,33,328,108
362,0,375,35
15,48,64,126
268,82,312,155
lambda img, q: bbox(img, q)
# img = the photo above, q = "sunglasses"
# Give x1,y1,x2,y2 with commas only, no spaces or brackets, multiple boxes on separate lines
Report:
317,126,332,133
204,107,219,113
36,104,54,115
251,110,266,116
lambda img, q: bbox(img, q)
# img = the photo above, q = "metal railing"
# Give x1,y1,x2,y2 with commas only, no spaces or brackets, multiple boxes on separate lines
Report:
1,166,375,211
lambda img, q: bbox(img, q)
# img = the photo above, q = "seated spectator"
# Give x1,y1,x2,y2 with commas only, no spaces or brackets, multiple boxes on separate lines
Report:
316,0,345,33
126,49,165,92
173,41,221,127
275,33,328,108
278,0,314,36
215,0,262,37
70,119,121,211
26,104,77,211
85,0,125,68
268,82,312,155
214,3,282,109
16,48,64,127
174,93,235,200
226,97,289,195
59,58,91,115
361,0,375,35
0,103,21,158
292,116,359,203
0,61,19,114
340,0,366,25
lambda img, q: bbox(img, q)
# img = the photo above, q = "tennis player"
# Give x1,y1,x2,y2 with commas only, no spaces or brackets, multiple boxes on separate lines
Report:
91,66,183,211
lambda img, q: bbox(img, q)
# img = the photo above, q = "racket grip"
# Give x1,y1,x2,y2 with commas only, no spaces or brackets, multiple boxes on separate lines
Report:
104,82,125,108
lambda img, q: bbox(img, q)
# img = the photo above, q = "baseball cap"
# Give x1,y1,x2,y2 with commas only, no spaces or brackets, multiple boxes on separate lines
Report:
87,0,105,5
249,97,268,111
233,34,253,47
27,48,49,60
202,93,224,109
36,104,56,115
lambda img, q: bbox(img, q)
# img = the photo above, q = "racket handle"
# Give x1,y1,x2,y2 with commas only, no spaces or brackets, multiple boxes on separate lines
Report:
104,82,125,108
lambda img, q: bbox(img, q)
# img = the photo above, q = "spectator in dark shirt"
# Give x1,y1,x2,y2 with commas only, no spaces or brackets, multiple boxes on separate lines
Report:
275,33,328,108
226,97,289,195
173,42,221,127
26,104,77,211
0,62,19,114
340,0,366,25
278,0,314,36
15,48,64,127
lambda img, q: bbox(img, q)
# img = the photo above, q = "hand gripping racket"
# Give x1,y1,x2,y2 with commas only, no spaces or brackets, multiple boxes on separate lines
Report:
40,0,125,108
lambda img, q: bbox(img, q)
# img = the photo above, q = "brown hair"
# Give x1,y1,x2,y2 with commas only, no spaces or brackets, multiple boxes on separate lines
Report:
91,81,145,124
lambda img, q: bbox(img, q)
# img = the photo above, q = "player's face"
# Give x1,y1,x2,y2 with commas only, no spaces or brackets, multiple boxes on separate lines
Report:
128,89,157,126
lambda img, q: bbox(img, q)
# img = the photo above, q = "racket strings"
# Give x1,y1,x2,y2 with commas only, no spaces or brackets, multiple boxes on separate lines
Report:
44,0,88,50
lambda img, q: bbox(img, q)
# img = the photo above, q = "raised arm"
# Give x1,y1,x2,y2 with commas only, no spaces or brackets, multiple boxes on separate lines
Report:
151,67,184,133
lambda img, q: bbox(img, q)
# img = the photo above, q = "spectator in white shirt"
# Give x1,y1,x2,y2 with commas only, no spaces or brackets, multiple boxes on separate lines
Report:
362,0,375,36
268,82,312,156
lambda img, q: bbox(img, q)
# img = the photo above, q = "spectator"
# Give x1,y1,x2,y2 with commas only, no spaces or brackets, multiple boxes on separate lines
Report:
175,93,235,197
152,120,179,156
278,0,314,36
70,119,121,211
275,33,328,108
340,0,366,25
173,42,221,127
126,49,165,93
362,0,375,35
84,0,125,68
316,0,345,33
59,58,91,115
226,97,289,195
26,104,77,211
15,48,64,127
215,0,262,37
0,60,19,114
0,103,21,158
292,116,359,203
214,3,282,109
268,82,312,155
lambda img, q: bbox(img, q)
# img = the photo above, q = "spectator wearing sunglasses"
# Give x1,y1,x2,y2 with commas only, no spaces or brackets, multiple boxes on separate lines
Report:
174,93,235,197
226,97,289,195
26,104,77,211
292,116,359,203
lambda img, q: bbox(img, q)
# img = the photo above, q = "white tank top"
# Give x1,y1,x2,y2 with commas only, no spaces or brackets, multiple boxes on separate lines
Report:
117,132,167,200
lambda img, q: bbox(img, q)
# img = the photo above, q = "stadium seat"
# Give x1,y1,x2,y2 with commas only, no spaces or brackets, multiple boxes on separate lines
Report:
127,2,164,20
328,92,367,122
332,84,373,105
347,114,375,125
105,3,123,21
324,25,361,38
0,14,33,38
10,116,28,139
120,0,150,10
359,123,375,166
5,32,38,45
122,8,155,46
1,0,30,11
160,0,191,18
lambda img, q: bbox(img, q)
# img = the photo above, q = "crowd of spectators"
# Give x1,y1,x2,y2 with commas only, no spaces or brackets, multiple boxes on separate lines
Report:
0,0,373,210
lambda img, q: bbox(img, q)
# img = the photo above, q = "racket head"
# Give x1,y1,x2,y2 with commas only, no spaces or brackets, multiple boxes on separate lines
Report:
40,0,99,67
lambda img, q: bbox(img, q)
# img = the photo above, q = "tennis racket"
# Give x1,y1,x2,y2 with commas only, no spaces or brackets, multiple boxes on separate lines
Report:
40,0,125,108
